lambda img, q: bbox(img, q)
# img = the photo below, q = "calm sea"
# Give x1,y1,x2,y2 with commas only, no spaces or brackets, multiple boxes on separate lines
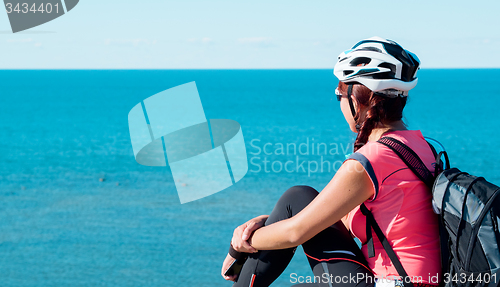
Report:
0,69,499,286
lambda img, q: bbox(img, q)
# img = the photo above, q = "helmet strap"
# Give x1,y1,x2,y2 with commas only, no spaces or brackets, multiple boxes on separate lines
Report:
347,84,356,117
347,84,360,132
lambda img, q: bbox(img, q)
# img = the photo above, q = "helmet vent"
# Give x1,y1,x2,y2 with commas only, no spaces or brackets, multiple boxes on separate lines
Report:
378,63,396,73
344,70,354,76
375,62,396,79
357,47,381,53
350,57,371,67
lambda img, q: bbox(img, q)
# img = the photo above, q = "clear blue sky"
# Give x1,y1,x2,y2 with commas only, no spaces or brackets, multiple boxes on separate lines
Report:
1,0,499,69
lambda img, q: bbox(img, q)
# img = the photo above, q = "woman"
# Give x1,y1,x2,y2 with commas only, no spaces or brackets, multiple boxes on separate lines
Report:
221,37,441,287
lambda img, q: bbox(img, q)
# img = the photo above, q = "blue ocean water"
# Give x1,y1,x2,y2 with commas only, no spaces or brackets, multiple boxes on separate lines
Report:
0,69,499,286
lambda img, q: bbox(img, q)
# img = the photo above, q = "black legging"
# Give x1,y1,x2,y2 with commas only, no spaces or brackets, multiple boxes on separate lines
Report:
233,185,375,287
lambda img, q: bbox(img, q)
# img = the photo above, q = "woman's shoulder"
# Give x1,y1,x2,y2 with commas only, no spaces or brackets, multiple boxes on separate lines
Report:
354,129,435,177
356,129,426,156
349,130,434,202
351,129,430,174
382,129,426,145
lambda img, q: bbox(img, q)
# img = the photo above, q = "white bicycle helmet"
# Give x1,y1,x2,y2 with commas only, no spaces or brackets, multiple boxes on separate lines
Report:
334,37,420,97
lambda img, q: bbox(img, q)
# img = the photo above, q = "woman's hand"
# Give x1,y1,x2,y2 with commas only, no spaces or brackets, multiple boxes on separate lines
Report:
221,253,237,281
231,215,268,253
222,216,268,281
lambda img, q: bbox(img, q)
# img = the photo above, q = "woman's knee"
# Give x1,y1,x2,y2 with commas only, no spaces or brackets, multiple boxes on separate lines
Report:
284,185,318,199
277,185,319,208
268,186,320,224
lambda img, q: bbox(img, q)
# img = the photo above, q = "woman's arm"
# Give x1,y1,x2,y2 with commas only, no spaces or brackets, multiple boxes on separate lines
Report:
222,215,269,281
246,159,374,251
230,214,269,253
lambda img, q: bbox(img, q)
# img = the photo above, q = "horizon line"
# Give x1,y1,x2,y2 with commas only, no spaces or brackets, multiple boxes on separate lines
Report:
1,67,500,70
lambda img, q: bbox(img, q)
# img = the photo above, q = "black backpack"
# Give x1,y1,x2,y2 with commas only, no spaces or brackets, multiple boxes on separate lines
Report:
360,136,500,287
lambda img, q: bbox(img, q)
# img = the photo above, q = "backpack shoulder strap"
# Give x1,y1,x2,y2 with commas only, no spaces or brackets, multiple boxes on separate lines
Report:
377,136,435,189
361,203,415,287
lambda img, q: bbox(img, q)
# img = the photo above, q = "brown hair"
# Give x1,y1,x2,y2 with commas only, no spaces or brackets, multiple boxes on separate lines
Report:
337,82,407,152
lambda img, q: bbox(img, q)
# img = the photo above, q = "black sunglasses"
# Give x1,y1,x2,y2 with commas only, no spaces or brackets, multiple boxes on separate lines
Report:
339,85,357,119
335,88,344,101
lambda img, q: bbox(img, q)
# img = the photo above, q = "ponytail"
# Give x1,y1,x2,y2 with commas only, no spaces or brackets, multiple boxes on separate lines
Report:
354,96,384,151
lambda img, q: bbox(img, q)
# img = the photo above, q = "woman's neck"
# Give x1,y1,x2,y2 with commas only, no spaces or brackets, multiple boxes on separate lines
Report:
367,120,407,142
